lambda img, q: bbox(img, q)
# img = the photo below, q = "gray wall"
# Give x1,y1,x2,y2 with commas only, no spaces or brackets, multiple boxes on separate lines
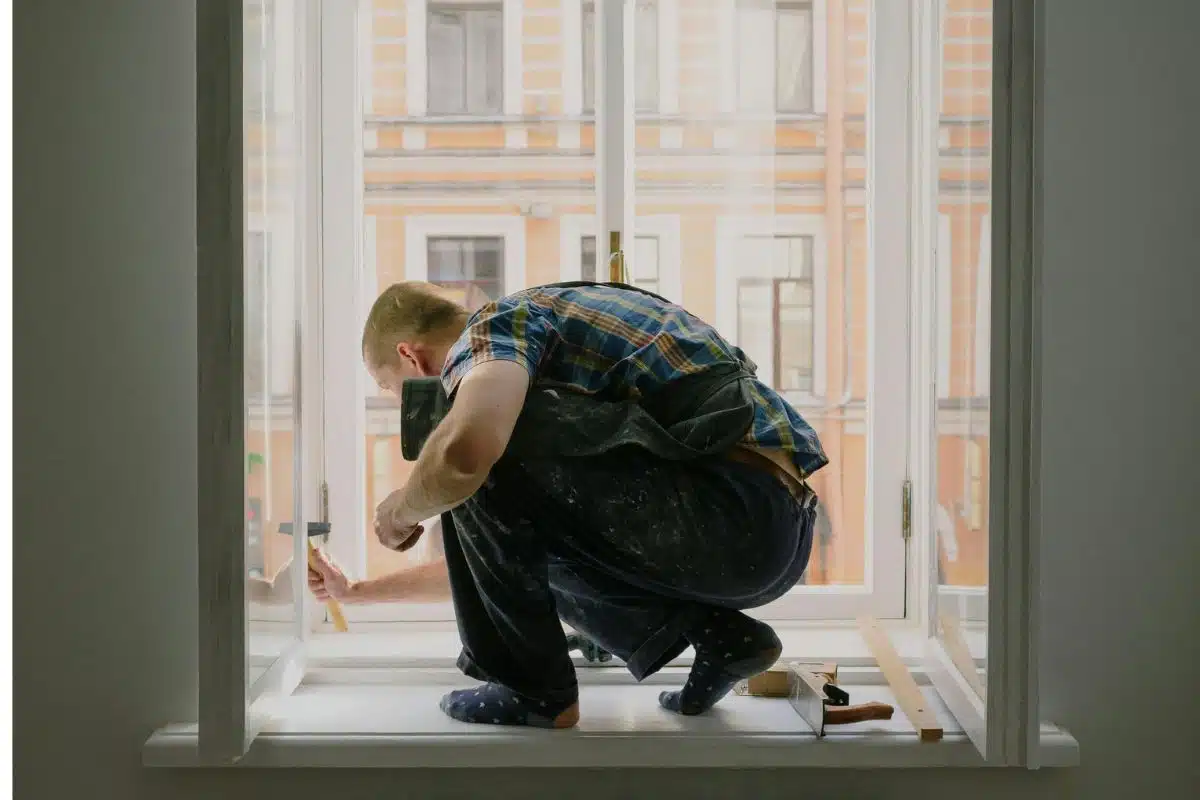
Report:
14,0,1199,797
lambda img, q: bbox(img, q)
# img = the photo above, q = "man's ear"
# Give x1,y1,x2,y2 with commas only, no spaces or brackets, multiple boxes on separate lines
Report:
395,341,419,370
396,341,438,376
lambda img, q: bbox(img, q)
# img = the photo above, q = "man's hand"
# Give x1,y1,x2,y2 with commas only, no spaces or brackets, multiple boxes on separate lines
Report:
307,548,355,601
373,494,426,552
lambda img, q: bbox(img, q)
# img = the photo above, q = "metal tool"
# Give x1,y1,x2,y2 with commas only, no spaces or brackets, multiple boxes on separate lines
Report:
279,521,349,633
788,663,894,737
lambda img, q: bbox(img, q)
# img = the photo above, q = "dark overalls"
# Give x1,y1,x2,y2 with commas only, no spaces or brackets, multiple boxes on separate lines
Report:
401,363,818,709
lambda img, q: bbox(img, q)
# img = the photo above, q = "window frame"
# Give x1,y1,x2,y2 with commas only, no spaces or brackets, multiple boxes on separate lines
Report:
192,0,1049,768
725,0,829,116
404,0,523,118
425,3,506,116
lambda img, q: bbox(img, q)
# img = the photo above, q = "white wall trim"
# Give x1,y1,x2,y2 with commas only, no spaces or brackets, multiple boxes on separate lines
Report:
405,0,427,115
715,214,828,403
559,214,683,305
403,214,528,296
561,0,584,115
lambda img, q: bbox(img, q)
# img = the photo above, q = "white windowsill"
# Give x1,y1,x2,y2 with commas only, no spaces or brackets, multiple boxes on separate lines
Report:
144,667,1078,768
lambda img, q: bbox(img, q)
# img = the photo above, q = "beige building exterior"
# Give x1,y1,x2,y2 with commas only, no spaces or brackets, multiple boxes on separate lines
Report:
246,0,993,595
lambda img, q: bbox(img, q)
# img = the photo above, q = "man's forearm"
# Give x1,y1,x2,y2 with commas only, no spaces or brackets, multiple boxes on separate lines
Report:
345,558,450,604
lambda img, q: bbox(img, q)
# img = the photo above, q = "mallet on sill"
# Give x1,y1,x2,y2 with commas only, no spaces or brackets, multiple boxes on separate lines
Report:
278,521,349,633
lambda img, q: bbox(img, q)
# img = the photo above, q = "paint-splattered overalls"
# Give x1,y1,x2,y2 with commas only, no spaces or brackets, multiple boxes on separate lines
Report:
401,365,818,708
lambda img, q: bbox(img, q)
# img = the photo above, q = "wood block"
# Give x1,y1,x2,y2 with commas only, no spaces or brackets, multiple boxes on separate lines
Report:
735,661,838,697
858,616,943,742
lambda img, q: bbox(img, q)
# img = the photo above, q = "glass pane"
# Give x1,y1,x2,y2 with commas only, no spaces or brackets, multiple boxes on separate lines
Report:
633,0,872,590
427,10,466,114
244,0,302,684
737,282,774,387
583,4,596,113
635,1,659,112
361,0,599,599
934,0,993,697
776,5,813,112
632,235,660,283
581,236,598,281
467,9,504,114
737,5,775,111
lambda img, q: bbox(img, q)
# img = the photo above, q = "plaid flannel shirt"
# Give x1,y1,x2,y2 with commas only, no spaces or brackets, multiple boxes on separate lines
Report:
442,284,828,478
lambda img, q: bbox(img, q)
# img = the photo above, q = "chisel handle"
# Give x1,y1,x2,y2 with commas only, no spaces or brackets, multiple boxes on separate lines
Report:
825,701,895,726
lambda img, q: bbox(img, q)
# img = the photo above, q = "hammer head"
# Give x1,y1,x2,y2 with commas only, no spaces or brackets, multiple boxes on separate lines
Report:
277,521,332,544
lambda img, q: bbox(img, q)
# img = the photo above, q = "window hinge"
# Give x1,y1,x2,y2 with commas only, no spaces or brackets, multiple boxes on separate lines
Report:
320,481,330,524
901,479,913,540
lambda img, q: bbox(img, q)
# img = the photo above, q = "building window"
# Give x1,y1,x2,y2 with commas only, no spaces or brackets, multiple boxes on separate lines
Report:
581,235,660,295
735,236,814,393
427,5,504,115
737,1,814,113
427,236,505,309
583,2,659,114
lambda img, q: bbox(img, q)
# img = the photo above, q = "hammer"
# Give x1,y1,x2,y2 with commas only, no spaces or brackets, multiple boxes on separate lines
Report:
279,521,349,632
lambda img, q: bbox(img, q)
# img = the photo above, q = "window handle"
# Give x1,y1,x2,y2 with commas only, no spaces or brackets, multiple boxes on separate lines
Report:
608,230,627,283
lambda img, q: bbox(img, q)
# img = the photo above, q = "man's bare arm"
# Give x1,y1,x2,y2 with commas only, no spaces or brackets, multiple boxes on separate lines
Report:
387,360,530,527
345,558,450,603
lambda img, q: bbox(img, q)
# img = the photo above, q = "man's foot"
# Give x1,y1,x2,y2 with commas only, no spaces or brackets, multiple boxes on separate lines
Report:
659,610,782,716
439,683,580,729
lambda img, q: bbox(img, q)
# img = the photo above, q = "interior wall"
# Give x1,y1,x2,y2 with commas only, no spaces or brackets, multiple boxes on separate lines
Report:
13,1,1198,798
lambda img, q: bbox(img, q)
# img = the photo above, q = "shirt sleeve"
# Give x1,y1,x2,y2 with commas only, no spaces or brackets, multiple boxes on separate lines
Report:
441,297,549,396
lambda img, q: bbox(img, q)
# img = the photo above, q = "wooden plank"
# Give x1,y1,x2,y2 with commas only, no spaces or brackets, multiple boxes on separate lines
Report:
858,617,943,742
939,610,987,699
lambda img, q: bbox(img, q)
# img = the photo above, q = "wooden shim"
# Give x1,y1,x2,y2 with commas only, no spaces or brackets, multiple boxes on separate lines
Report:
858,617,943,742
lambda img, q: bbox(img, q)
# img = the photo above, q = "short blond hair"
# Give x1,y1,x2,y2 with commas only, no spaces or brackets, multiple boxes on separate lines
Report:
361,282,468,368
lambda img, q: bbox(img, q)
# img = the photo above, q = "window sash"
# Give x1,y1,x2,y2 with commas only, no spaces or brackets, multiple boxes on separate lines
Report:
736,1,815,113
427,6,503,115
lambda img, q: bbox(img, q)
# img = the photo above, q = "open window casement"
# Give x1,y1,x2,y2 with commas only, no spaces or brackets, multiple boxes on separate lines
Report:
171,0,1066,768
920,0,1044,767
194,0,322,763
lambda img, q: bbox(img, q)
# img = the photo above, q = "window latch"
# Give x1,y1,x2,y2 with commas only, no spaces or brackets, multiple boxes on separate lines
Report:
608,230,627,283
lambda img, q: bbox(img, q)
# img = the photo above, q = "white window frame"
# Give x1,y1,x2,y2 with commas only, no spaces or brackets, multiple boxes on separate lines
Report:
403,215,528,293
405,0,523,118
721,0,829,116
181,0,1059,769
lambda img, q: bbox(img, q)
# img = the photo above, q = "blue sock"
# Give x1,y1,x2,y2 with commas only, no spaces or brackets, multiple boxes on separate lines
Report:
439,683,576,728
659,610,782,716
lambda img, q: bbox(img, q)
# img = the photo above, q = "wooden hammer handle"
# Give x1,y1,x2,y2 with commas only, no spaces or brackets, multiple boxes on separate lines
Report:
825,701,895,726
307,540,349,632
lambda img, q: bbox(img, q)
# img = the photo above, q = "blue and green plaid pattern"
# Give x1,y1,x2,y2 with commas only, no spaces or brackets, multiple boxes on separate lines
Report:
442,284,828,477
